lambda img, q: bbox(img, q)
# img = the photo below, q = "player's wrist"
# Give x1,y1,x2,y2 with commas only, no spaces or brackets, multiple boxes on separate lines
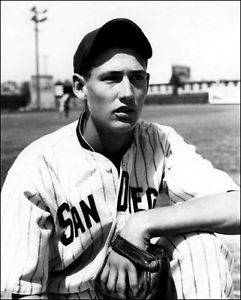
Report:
132,208,170,239
119,212,151,249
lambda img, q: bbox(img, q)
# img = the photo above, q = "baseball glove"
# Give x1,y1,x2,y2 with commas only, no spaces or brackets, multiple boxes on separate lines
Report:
95,235,177,299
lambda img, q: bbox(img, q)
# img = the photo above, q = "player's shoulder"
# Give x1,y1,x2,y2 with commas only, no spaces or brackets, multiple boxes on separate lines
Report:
14,121,78,164
134,120,178,153
136,119,175,138
137,119,192,150
31,120,77,146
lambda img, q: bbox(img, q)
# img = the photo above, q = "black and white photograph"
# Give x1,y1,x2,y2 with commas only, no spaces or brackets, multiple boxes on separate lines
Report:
1,1,240,299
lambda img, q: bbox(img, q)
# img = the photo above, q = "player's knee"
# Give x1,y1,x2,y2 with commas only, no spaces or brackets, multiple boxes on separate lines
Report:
155,232,234,299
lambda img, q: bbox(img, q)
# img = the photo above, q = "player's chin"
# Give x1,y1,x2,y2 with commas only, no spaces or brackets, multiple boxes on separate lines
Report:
111,119,137,133
115,111,139,124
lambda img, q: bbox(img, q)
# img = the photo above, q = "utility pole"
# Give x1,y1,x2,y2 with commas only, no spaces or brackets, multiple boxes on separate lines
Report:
42,55,48,75
31,6,47,110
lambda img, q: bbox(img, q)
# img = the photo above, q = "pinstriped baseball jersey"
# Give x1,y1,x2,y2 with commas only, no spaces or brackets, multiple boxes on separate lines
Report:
1,111,239,296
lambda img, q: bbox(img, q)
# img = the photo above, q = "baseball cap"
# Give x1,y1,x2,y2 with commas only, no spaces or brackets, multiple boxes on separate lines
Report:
73,18,152,74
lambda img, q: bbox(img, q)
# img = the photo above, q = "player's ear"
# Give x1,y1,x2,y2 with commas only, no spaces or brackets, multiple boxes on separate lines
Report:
146,72,150,86
72,73,87,99
146,72,150,92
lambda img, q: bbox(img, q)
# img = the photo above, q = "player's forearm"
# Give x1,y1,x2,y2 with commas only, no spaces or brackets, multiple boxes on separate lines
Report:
142,190,240,237
123,190,240,246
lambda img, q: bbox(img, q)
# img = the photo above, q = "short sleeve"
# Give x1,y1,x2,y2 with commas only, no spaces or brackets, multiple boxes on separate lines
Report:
1,152,54,295
162,127,239,203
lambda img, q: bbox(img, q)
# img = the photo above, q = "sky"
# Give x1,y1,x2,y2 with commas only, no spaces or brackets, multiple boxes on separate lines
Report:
1,1,240,84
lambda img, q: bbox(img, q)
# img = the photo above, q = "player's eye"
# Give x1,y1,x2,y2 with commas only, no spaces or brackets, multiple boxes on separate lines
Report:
129,72,149,84
102,75,122,83
131,75,146,81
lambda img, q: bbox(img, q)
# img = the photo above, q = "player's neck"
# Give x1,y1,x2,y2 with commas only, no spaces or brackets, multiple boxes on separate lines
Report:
83,116,134,164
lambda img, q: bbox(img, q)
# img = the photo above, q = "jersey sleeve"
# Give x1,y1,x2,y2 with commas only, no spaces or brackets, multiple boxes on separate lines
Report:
1,149,54,295
161,126,239,203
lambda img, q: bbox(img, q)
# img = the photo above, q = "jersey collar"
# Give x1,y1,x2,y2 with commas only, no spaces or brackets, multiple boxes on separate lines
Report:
76,111,95,152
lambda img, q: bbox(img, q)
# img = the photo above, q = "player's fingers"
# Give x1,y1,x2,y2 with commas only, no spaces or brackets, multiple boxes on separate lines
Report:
106,267,117,293
127,264,138,297
116,269,126,299
99,264,109,289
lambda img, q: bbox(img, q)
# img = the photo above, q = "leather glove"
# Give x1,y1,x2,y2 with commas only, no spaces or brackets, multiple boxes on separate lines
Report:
95,235,177,299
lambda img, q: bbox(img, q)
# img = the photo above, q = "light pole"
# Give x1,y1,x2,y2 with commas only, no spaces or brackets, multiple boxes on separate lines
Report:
30,6,47,110
41,55,48,75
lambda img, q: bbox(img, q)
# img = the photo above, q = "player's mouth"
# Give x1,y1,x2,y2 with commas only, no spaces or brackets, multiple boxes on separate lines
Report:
114,106,135,116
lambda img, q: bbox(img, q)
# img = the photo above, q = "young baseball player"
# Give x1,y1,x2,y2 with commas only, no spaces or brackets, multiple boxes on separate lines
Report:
1,18,240,299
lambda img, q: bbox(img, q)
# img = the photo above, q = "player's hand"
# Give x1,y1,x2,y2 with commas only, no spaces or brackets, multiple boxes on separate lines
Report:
99,212,151,298
99,248,138,299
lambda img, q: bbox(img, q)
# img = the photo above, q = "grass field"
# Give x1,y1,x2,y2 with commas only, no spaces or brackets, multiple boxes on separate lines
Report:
1,104,240,298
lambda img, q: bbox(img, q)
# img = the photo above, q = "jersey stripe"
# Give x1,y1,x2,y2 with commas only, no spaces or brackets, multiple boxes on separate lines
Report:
183,234,198,297
87,289,93,299
133,140,139,187
224,246,234,297
164,236,185,298
197,233,211,297
29,227,43,294
40,235,50,293
146,128,161,186
138,135,149,187
42,157,59,206
211,235,222,298
17,204,34,293
227,284,233,298
155,127,165,155
86,154,106,262
168,188,187,202
176,258,185,299
88,153,107,242
29,212,44,292
32,184,50,213
166,174,195,200
28,209,49,294
110,169,117,194
223,246,229,296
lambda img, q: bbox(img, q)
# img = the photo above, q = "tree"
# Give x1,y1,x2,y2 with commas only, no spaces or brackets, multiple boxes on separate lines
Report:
20,81,30,104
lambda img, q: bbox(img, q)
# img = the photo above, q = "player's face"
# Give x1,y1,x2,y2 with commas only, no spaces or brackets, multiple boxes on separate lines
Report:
83,48,149,134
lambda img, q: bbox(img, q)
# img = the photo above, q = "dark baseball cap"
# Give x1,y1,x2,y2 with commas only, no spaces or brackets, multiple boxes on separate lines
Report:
73,18,152,74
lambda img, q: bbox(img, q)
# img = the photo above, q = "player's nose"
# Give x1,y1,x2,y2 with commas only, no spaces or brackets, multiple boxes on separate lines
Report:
118,76,134,100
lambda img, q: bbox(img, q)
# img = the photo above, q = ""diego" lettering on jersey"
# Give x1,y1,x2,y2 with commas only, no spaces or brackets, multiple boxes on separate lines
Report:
117,171,158,212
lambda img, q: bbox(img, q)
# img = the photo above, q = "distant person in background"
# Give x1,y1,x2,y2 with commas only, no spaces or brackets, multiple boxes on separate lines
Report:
54,81,64,108
59,85,72,118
